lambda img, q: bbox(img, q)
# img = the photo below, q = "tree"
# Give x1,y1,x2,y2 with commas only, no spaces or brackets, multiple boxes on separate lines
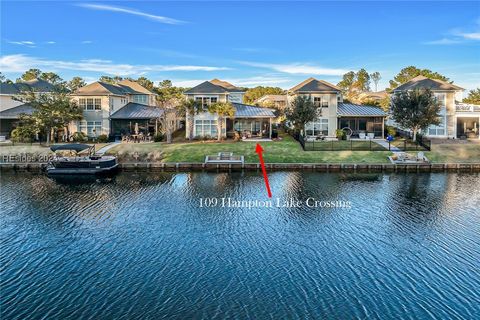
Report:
391,88,440,142
154,79,184,102
285,95,317,135
337,71,356,92
0,72,5,82
207,102,235,141
136,77,154,91
181,99,203,141
40,72,64,85
243,86,285,104
17,68,42,82
14,89,83,144
463,88,480,104
353,69,370,92
67,77,87,92
99,75,123,84
388,66,450,91
370,72,381,92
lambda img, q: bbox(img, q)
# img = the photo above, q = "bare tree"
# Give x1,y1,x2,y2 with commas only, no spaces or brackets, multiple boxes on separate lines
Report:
370,72,382,92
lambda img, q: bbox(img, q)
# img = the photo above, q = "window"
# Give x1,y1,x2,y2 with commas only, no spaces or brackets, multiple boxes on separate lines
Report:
428,94,447,136
79,121,102,137
195,120,218,137
313,96,329,108
195,97,217,108
133,95,148,105
305,119,329,136
434,93,446,106
321,96,329,108
79,98,101,111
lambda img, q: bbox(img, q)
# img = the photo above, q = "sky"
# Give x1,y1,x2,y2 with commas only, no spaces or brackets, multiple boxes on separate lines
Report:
1,1,479,92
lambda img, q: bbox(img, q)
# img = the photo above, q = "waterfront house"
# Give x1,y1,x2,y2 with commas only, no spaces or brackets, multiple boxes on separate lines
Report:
71,80,162,139
287,78,387,138
0,79,55,138
184,79,276,139
392,75,479,140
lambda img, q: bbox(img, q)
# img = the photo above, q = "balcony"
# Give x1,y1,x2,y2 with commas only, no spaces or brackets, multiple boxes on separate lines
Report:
456,103,480,113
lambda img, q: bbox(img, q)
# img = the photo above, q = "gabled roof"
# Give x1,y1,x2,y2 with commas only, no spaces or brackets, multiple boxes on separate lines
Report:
184,79,245,94
337,103,387,117
232,103,275,118
0,79,55,95
290,78,341,93
110,102,163,119
74,80,154,96
117,79,155,94
0,104,33,119
393,75,464,92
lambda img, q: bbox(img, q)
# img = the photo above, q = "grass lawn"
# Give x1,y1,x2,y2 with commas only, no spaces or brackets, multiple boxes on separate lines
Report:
108,134,391,163
425,144,480,163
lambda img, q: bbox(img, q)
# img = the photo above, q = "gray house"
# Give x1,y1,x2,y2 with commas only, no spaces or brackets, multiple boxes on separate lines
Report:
184,79,276,139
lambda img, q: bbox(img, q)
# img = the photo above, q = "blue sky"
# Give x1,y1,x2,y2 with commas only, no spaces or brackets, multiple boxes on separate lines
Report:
1,1,479,92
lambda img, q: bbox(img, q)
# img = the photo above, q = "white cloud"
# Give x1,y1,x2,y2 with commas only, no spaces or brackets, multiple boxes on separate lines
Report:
77,3,185,25
82,40,93,44
423,38,461,45
457,32,480,40
0,54,230,75
239,61,348,76
7,41,36,47
46,41,56,44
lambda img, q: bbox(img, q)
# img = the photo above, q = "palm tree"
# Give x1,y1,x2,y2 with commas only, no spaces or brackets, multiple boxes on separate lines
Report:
207,102,235,141
181,98,203,141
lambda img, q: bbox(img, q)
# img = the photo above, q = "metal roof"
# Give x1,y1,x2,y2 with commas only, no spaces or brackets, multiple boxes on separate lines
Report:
232,103,275,118
337,103,386,116
393,75,464,92
110,102,164,119
0,104,34,119
184,79,245,94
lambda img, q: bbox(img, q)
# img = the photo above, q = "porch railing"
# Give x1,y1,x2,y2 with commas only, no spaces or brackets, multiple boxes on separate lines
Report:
456,103,480,112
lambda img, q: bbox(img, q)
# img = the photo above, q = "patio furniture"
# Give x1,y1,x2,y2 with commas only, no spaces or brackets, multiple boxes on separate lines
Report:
359,132,366,139
367,133,375,139
218,152,233,160
0,136,6,142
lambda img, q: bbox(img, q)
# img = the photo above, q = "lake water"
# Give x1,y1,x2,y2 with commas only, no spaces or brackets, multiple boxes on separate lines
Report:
1,172,479,319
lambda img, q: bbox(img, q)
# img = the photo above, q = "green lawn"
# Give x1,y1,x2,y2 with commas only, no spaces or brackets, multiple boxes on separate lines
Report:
425,144,480,163
107,134,391,163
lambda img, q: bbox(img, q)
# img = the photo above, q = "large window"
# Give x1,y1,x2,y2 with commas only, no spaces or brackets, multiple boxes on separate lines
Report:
428,93,447,136
195,120,218,137
133,95,148,105
313,96,329,108
305,119,329,136
79,98,101,111
79,121,102,136
195,97,218,108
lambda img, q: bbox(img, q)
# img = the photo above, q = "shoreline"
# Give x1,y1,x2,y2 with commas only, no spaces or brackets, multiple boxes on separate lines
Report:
2,162,480,173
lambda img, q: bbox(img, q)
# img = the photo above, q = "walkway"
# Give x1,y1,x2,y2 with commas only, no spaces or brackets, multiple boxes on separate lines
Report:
373,139,401,152
96,142,120,155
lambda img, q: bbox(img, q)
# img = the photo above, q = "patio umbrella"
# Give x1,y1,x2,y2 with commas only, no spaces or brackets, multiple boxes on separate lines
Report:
135,122,139,135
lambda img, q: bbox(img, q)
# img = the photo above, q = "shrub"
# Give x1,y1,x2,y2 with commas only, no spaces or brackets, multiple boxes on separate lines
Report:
11,127,35,143
335,129,345,140
96,134,109,143
71,132,88,142
153,133,164,142
385,125,396,136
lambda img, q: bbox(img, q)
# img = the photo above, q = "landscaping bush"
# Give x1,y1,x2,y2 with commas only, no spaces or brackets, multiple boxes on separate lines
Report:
153,133,164,142
11,127,35,143
335,129,345,140
385,125,396,137
71,132,88,142
96,134,109,143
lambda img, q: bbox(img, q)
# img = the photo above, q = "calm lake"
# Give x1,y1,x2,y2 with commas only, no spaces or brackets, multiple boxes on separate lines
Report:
1,172,479,319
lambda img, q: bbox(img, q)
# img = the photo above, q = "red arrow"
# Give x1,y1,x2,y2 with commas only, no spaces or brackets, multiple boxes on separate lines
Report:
255,143,272,198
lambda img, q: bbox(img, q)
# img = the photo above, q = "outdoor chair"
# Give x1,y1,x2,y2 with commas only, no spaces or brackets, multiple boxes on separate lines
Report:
359,132,366,139
367,133,375,139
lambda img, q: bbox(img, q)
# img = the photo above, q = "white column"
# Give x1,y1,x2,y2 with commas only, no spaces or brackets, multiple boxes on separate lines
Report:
269,118,272,138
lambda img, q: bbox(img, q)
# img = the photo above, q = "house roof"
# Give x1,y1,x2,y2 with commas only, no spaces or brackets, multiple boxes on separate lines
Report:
337,103,387,117
0,79,55,95
393,75,464,92
358,91,388,100
74,80,154,96
232,103,276,118
290,78,341,93
0,104,33,119
184,79,245,94
254,95,287,103
117,79,155,94
110,102,164,119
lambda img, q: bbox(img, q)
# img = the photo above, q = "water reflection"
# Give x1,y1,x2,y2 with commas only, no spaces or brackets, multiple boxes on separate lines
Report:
1,172,479,319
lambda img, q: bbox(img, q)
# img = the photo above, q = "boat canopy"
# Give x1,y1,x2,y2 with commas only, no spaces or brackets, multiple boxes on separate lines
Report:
50,144,93,153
